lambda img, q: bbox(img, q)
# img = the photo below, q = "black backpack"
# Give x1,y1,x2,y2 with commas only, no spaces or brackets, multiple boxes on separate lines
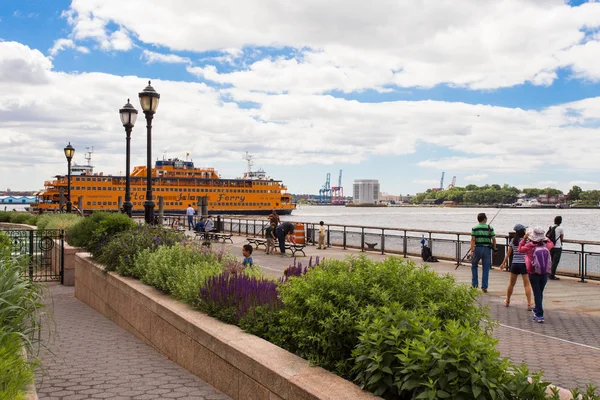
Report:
421,245,438,262
546,225,557,244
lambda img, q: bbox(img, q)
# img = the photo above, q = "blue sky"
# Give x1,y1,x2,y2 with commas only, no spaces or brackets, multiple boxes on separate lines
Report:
1,0,600,195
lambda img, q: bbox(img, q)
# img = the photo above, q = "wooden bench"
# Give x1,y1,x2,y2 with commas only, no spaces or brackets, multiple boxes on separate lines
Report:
194,231,233,243
247,238,269,250
284,243,306,257
245,238,305,256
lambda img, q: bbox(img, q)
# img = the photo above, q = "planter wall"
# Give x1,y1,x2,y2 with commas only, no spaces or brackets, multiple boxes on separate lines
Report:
74,253,376,400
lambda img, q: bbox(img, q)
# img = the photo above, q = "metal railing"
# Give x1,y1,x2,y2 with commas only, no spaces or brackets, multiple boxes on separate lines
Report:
156,214,600,282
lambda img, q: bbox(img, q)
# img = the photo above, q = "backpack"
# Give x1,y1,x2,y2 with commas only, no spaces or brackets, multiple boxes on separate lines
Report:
546,225,557,244
531,244,551,275
421,245,438,263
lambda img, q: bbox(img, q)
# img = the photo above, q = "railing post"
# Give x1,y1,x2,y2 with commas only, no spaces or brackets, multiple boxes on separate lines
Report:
253,219,256,237
238,218,242,235
456,234,460,265
28,230,34,280
60,230,65,285
327,225,331,248
580,243,586,283
361,228,365,252
343,226,347,249
381,229,385,255
403,230,407,258
428,232,433,253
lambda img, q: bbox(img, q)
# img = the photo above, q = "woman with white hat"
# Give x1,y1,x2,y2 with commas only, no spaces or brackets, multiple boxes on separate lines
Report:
499,223,533,309
518,226,554,323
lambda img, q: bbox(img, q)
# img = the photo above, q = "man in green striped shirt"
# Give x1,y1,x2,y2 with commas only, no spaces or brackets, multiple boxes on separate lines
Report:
470,213,497,292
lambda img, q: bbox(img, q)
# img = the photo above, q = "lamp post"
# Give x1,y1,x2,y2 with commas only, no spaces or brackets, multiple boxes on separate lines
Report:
63,142,75,213
138,81,160,224
119,99,138,217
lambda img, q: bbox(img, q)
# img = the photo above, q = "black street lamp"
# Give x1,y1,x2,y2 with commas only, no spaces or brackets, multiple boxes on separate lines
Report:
63,142,75,213
119,99,138,217
138,81,160,224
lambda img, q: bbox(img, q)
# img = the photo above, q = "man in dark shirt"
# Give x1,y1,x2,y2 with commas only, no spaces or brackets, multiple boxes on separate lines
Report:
275,221,295,257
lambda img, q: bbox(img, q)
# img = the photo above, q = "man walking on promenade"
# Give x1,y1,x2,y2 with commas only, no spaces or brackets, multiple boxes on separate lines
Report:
470,212,497,293
548,216,565,280
276,221,295,257
186,204,195,231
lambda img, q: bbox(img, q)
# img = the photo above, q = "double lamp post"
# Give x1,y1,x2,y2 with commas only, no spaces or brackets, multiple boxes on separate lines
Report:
119,81,160,223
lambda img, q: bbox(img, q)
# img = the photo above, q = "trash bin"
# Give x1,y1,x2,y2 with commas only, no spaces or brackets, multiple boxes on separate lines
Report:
492,244,505,266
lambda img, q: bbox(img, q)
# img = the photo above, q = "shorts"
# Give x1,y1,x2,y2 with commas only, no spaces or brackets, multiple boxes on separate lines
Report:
510,263,528,275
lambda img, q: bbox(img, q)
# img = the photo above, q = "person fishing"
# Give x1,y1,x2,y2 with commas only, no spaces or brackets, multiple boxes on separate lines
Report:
470,212,497,292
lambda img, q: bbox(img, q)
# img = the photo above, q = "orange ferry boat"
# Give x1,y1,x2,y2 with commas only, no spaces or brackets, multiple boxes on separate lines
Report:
33,151,295,215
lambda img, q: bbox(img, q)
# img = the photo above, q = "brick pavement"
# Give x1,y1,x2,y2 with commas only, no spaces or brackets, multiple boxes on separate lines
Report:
35,284,231,400
203,233,600,391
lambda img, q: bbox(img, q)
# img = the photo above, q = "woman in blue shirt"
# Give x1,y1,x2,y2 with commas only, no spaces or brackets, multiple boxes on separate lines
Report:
499,223,533,309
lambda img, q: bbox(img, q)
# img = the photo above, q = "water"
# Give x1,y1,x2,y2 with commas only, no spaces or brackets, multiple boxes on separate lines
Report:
1,204,29,212
283,205,600,244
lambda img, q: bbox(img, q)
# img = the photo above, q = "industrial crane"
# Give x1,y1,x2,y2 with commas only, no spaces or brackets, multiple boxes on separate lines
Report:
331,170,344,205
319,173,332,203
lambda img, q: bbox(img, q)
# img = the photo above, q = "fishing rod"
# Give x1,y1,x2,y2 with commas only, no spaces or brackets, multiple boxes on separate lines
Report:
455,208,502,269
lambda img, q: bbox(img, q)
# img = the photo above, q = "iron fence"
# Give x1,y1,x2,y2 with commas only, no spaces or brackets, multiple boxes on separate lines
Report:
1,228,64,283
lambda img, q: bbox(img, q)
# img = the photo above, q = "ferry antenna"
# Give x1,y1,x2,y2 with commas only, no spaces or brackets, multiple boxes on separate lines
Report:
85,147,94,166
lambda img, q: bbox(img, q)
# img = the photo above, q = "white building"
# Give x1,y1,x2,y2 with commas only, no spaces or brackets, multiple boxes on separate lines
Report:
353,180,380,204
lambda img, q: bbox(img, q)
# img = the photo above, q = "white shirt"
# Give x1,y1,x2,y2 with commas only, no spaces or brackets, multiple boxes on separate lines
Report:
554,225,564,248
204,219,214,231
319,225,326,235
186,207,195,216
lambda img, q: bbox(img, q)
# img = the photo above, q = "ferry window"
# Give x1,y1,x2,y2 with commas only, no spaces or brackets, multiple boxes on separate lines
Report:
87,202,91,205
86,178,91,181
91,202,96,205
75,177,80,182
102,202,107,205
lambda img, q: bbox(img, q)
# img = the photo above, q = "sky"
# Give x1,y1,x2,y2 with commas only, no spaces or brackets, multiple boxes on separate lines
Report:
1,0,600,196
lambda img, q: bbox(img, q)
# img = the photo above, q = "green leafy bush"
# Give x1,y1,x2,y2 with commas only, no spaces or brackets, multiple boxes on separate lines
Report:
133,244,224,304
36,213,82,231
87,213,137,258
250,256,487,377
0,211,10,222
66,212,135,253
4,212,37,225
98,224,184,273
351,303,550,399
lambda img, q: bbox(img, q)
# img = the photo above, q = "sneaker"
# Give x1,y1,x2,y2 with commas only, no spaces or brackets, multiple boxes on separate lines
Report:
482,288,488,293
532,316,544,323
549,276,560,280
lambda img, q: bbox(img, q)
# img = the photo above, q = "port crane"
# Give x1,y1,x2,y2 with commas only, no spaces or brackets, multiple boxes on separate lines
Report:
319,173,332,203
331,170,344,205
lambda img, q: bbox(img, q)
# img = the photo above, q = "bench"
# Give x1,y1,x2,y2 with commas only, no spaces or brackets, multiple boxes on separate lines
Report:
194,231,233,243
365,242,378,250
245,238,305,256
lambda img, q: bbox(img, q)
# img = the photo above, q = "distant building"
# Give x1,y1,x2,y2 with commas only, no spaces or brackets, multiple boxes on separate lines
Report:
0,195,36,204
353,180,380,204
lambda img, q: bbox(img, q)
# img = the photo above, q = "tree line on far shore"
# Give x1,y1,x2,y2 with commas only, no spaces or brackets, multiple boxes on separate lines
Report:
410,184,600,205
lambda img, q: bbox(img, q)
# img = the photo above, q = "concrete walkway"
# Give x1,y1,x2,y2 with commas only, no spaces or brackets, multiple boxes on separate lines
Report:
201,233,600,391
36,284,231,400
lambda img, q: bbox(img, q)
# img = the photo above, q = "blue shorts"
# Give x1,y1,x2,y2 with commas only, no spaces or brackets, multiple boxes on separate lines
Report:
510,263,528,275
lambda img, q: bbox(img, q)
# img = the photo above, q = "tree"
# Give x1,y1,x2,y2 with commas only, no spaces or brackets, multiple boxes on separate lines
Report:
568,185,582,201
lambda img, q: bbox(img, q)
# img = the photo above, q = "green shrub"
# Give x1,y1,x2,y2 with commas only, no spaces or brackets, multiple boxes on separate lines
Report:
250,256,487,378
6,213,35,225
351,303,550,399
98,224,184,273
37,213,81,231
0,334,35,400
0,211,10,222
133,244,223,304
66,212,135,252
87,213,137,258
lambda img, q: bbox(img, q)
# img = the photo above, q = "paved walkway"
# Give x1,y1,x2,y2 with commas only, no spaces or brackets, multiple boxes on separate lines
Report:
200,232,600,391
36,284,230,400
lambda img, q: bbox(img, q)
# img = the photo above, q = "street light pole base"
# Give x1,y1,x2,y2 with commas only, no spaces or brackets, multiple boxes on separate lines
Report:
123,201,133,218
66,201,72,214
144,201,155,224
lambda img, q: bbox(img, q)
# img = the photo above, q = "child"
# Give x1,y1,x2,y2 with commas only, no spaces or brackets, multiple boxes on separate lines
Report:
265,222,276,255
518,226,554,323
500,223,533,310
242,244,253,267
317,221,326,250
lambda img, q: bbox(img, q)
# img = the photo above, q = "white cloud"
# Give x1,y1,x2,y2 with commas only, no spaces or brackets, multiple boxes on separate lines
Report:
62,9,133,52
59,0,600,92
141,50,190,64
48,38,90,57
2,40,600,193
464,174,489,182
